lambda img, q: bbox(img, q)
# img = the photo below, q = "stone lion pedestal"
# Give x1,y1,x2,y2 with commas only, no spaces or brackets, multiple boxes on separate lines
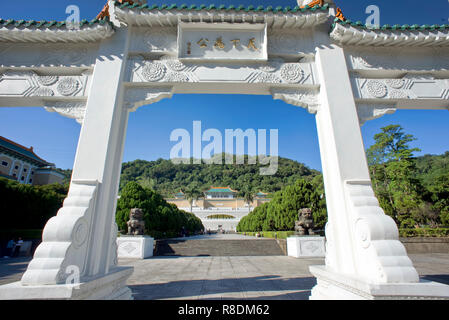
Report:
117,236,154,259
287,236,325,258
117,208,154,259
287,208,325,258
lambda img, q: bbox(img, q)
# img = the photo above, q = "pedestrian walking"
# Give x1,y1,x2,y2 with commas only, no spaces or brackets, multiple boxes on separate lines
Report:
4,239,15,258
12,237,23,257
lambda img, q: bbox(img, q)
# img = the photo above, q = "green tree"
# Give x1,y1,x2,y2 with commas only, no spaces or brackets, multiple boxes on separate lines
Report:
239,187,255,213
184,184,202,213
237,179,325,232
366,125,424,227
116,181,204,237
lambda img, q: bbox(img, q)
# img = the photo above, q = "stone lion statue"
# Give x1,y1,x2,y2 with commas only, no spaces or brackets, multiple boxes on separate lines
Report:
127,208,145,235
295,208,315,235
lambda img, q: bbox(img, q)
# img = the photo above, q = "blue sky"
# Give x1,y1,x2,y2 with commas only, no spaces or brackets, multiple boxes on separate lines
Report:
0,0,448,171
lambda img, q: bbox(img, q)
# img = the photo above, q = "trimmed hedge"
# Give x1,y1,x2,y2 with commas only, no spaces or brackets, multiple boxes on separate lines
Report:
239,231,296,239
0,229,43,241
399,228,449,238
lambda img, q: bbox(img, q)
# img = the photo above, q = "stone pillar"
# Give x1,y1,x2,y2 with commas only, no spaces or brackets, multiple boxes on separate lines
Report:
309,44,449,299
0,28,134,300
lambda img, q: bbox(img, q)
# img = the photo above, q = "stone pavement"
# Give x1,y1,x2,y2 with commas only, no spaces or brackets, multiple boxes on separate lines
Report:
1,253,449,299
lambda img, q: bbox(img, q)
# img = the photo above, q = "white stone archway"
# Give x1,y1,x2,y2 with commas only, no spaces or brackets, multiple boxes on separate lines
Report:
0,0,448,299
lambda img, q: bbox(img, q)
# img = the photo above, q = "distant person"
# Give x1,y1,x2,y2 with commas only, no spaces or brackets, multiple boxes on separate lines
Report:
4,239,15,258
13,237,23,257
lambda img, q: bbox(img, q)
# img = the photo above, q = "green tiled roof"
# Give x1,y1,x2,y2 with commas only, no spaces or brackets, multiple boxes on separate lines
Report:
205,187,237,193
115,1,329,13
331,18,449,32
0,18,113,29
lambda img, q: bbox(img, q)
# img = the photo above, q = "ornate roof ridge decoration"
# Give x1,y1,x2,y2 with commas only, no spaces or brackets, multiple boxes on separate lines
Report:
330,18,449,47
0,18,115,43
116,1,329,13
114,1,330,28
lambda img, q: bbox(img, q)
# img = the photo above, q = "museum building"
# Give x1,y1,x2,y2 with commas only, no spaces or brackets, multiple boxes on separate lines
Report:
0,136,65,185
166,187,271,231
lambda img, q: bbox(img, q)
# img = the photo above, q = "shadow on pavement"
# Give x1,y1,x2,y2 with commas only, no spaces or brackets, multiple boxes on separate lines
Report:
128,275,317,300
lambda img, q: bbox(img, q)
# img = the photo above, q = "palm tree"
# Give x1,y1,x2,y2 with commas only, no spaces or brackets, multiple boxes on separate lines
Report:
241,188,255,213
184,185,202,213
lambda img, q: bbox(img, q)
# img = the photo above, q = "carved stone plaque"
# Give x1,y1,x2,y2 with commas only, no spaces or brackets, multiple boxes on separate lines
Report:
178,22,267,61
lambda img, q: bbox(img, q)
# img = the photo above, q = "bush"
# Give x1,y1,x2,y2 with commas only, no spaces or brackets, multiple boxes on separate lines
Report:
0,177,67,230
116,182,204,236
237,179,326,232
399,228,449,238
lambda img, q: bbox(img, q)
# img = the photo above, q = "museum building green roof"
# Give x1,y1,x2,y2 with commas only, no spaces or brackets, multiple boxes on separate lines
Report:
205,187,238,193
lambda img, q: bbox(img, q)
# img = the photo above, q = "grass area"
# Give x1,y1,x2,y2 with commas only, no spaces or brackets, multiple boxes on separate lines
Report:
240,228,449,239
238,231,297,239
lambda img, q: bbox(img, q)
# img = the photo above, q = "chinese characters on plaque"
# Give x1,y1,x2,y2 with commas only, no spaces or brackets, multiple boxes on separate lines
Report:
190,37,259,52
178,23,267,61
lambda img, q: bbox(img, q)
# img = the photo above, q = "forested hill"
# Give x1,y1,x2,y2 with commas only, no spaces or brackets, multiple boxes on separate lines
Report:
415,151,449,191
119,154,321,197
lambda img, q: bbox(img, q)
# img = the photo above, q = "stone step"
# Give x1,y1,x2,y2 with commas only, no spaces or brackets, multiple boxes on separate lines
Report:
155,239,284,257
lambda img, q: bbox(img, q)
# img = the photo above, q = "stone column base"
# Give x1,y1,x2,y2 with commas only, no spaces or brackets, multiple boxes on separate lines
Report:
117,235,154,259
287,236,325,258
0,267,134,300
309,266,449,300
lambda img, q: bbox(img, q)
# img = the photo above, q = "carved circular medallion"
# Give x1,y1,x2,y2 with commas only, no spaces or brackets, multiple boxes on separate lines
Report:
57,78,80,96
166,60,187,72
33,88,55,97
141,62,167,82
37,75,59,86
385,79,405,89
366,80,388,98
72,219,88,248
355,219,371,249
280,64,305,84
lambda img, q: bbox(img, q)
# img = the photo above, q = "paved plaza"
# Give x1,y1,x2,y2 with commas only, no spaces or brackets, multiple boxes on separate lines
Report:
1,252,448,300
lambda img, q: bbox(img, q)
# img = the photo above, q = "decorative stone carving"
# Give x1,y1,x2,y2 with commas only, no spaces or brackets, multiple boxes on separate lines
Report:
21,181,99,285
165,60,188,72
271,88,320,114
295,208,315,236
56,78,81,96
254,72,282,83
129,58,316,86
44,102,87,124
37,76,59,86
280,64,305,84
0,71,87,99
39,46,90,66
33,88,55,97
366,80,388,98
357,104,397,126
127,208,145,236
344,180,419,284
349,48,449,72
165,72,190,83
141,62,167,82
144,27,177,51
124,87,174,112
353,75,449,101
